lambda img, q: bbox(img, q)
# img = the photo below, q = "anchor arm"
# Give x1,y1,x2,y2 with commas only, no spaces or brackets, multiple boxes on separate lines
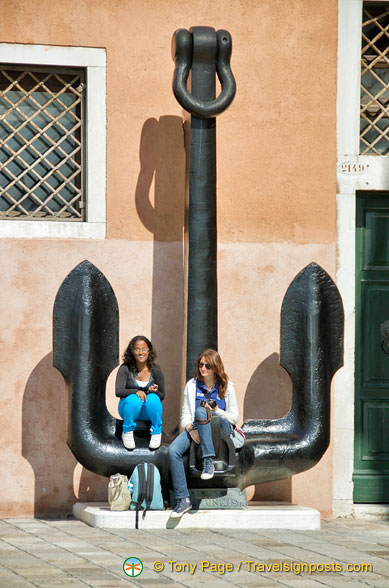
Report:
53,261,169,480
237,263,344,487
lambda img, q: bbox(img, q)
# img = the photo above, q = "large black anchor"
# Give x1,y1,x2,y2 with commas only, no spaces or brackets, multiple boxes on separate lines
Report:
53,27,343,496
53,260,343,493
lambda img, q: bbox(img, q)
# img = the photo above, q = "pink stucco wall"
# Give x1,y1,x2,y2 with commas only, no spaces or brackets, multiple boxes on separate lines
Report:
0,0,338,517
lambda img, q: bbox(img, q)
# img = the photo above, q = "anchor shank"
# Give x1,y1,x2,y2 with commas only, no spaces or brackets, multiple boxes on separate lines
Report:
187,26,218,379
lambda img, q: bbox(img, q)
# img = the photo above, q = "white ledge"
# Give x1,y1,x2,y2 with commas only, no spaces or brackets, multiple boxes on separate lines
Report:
0,220,106,239
73,501,321,530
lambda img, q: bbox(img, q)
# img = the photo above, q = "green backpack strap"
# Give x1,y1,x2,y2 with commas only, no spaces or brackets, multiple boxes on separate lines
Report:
134,463,146,529
143,464,154,519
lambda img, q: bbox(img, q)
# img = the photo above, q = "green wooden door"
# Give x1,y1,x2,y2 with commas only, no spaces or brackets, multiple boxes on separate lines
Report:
354,194,389,503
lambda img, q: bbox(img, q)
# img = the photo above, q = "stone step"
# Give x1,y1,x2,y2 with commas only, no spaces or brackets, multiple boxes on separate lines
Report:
73,501,321,530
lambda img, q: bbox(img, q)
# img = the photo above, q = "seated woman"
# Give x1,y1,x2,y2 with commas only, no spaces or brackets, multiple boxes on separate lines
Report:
168,349,238,518
115,335,165,450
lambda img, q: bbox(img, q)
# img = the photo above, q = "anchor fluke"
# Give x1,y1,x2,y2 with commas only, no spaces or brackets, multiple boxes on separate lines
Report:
53,260,119,383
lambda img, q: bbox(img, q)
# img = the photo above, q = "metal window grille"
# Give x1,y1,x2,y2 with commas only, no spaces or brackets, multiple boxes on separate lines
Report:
0,66,85,220
360,4,389,155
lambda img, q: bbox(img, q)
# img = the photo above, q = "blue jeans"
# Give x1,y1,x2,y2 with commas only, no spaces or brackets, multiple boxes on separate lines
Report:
118,393,162,434
168,407,231,499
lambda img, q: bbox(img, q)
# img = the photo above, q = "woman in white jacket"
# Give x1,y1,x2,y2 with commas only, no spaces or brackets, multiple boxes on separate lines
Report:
168,349,239,519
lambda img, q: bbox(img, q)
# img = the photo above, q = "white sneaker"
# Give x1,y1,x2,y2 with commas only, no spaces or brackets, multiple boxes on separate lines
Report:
122,431,135,450
149,433,161,449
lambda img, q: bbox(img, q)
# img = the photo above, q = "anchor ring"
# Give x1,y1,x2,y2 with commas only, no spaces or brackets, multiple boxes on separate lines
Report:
172,28,236,118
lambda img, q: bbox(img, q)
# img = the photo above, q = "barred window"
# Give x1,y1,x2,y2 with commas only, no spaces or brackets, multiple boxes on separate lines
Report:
360,3,389,155
0,66,85,220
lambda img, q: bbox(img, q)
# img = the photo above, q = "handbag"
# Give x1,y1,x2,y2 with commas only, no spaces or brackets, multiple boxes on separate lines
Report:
108,473,132,511
230,425,245,449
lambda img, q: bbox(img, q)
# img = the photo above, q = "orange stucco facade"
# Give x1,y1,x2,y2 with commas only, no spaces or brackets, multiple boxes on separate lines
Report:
0,0,338,517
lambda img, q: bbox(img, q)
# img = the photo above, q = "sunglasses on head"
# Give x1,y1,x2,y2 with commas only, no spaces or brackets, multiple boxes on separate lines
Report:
199,362,211,370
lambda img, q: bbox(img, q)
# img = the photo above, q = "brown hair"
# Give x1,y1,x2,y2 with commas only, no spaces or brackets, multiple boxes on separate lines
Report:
195,349,229,398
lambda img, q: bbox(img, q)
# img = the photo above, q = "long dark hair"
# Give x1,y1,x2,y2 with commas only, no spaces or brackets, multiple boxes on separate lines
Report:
122,335,156,374
195,349,229,398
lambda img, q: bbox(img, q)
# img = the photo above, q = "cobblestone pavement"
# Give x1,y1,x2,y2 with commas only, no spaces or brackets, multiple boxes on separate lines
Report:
0,517,388,587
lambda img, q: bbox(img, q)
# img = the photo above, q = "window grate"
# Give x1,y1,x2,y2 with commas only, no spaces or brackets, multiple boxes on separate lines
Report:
0,66,85,220
360,5,389,155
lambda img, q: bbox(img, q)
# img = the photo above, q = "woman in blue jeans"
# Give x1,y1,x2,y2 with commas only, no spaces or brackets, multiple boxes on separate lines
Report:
168,349,239,518
115,336,164,450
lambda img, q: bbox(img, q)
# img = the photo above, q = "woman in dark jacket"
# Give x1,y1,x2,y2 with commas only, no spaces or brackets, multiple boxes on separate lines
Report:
115,335,164,450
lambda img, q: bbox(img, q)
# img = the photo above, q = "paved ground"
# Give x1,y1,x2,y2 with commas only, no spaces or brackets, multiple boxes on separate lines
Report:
0,516,388,587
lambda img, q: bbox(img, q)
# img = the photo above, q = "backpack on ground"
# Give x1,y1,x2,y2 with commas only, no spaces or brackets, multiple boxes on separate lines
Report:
129,462,164,528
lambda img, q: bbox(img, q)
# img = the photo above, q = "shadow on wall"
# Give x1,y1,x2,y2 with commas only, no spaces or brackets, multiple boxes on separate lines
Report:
22,353,107,516
244,352,292,421
135,116,186,435
244,352,293,501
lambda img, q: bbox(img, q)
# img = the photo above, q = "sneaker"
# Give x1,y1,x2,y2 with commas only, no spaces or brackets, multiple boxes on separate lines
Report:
149,433,161,449
122,431,135,450
201,457,215,480
169,497,192,519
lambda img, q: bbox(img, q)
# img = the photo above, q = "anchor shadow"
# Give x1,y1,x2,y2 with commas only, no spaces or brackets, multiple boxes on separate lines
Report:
22,353,107,516
135,115,186,435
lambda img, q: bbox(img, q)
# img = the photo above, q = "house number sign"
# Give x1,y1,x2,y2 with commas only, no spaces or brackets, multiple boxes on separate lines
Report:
338,162,367,175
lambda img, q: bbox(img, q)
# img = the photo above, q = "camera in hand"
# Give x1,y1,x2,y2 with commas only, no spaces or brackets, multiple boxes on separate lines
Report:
200,399,217,409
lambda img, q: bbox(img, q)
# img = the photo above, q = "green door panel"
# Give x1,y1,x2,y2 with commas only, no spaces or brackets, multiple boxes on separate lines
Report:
354,194,389,503
362,284,389,385
364,212,389,268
